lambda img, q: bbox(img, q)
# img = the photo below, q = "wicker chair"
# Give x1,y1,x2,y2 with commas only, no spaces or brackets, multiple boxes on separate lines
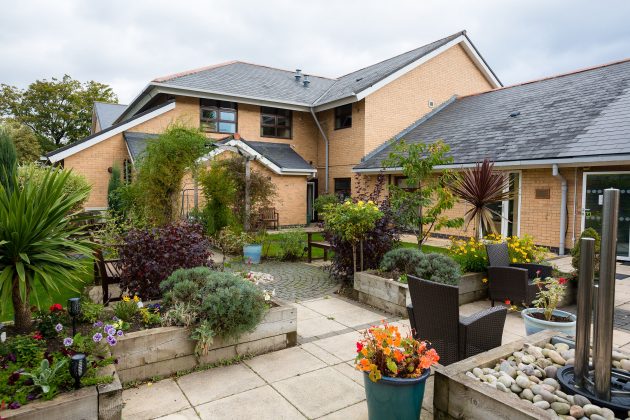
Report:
485,242,553,306
406,275,507,366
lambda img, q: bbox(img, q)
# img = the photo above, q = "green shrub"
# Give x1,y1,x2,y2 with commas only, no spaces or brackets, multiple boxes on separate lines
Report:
107,164,124,215
277,230,306,261
79,299,105,323
314,194,339,219
380,248,427,276
417,253,461,285
160,267,267,349
198,162,237,235
571,227,601,275
113,299,138,322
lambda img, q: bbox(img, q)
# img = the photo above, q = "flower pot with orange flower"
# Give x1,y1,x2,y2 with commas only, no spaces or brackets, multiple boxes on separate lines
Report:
355,323,439,420
521,276,576,336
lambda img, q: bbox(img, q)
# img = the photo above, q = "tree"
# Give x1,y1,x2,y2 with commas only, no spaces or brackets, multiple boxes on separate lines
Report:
1,121,42,163
0,168,93,332
384,140,463,246
134,125,208,225
450,159,512,238
0,127,17,193
107,164,124,215
198,162,237,236
0,75,117,149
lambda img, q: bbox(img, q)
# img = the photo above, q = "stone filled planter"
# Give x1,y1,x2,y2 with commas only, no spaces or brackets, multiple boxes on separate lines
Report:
521,308,576,336
2,364,123,420
111,299,297,383
354,271,487,317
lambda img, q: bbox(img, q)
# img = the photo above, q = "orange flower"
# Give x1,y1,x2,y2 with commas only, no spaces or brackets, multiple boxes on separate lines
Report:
383,347,391,356
393,349,404,363
361,348,368,356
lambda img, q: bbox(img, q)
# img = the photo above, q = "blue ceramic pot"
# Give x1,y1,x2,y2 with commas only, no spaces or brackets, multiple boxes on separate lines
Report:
521,308,576,336
243,244,263,264
363,368,430,420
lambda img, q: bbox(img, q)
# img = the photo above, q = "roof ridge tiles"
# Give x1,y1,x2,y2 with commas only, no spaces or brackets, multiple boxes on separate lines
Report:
153,60,239,82
460,56,630,99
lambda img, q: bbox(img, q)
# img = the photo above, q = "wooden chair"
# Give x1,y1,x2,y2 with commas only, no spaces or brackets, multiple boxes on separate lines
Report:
259,208,279,230
94,248,123,306
307,231,332,263
485,242,553,306
406,275,507,366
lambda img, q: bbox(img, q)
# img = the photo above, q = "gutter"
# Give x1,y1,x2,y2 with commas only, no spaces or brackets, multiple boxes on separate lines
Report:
309,108,330,193
553,164,568,255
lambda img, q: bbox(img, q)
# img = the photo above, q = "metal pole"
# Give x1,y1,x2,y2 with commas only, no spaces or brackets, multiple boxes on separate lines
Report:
244,158,251,232
594,188,619,401
575,237,595,388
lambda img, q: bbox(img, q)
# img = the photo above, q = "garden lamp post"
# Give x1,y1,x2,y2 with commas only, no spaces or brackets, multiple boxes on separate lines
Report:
69,353,87,389
68,297,81,337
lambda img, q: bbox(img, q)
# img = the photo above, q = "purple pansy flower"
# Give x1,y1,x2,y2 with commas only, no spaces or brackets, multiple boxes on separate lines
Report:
93,332,103,343
63,337,73,347
94,320,103,328
107,327,116,336
8,401,20,409
106,335,117,346
117,330,123,336
55,323,63,332
112,316,119,321
103,324,112,333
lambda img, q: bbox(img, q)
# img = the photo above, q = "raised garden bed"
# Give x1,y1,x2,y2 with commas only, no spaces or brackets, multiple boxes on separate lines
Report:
112,300,297,383
3,364,122,420
354,271,486,317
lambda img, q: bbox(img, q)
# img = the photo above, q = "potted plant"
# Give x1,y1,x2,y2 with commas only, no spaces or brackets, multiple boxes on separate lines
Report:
521,274,576,336
355,323,439,420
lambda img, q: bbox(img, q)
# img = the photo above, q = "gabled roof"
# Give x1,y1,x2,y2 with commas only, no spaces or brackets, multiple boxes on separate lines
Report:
123,132,159,162
355,58,630,171
94,102,127,130
204,137,315,175
117,31,501,121
46,100,175,163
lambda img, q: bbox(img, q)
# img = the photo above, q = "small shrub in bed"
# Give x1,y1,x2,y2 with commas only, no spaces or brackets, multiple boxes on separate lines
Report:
379,248,461,285
276,230,306,261
119,221,212,299
417,253,461,286
380,248,427,277
160,267,267,354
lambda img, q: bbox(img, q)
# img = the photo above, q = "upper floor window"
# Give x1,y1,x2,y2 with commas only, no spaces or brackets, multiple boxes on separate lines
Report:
261,107,292,139
200,99,237,133
334,104,352,130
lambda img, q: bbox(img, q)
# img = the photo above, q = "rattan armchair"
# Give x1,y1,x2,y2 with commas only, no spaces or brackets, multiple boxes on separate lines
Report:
406,275,507,366
485,242,553,306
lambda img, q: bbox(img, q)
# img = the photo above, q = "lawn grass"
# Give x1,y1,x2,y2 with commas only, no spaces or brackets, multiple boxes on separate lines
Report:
263,232,328,259
1,259,94,323
397,241,451,255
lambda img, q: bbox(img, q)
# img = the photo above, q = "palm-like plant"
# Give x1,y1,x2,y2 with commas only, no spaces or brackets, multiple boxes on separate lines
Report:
0,168,93,332
450,159,512,238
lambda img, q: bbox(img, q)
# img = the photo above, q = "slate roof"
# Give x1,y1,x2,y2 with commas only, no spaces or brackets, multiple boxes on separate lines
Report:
241,140,314,171
123,132,158,161
94,102,127,129
355,59,630,170
150,31,484,108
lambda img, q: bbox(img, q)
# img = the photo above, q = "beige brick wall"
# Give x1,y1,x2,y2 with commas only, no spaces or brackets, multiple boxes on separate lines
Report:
64,133,128,209
364,44,494,156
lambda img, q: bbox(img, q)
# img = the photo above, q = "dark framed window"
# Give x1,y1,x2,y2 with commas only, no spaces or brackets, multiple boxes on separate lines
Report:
260,107,292,139
394,176,419,191
200,99,237,133
334,178,352,200
334,104,352,130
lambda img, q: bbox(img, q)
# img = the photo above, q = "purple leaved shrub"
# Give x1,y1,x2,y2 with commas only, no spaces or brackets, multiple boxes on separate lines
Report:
119,222,212,299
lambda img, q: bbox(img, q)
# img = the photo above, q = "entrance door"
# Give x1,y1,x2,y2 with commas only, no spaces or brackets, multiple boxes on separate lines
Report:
306,182,315,224
582,172,630,260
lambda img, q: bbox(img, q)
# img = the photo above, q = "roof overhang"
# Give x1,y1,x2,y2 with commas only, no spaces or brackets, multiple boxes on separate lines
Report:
353,154,630,174
47,101,176,163
200,139,316,176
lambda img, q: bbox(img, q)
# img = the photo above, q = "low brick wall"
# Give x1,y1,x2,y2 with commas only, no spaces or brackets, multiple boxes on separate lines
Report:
433,330,559,420
112,301,297,383
3,363,122,420
354,272,487,316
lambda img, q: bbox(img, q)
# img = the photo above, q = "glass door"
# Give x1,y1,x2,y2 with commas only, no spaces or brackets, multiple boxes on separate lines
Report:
583,172,630,260
483,172,521,237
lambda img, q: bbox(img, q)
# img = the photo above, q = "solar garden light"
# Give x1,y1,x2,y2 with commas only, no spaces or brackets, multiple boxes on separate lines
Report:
68,297,81,337
69,353,87,389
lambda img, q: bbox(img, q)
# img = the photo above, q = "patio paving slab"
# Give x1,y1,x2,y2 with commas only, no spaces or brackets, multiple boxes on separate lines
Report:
155,408,200,420
329,307,386,328
300,341,343,365
301,296,364,316
318,401,368,419
332,361,364,386
122,379,190,419
311,330,364,362
297,315,347,338
176,363,265,406
195,385,305,420
273,366,365,419
245,346,327,383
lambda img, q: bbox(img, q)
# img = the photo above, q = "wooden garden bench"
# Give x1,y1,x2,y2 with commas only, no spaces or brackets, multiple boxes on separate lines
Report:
94,248,123,306
259,208,279,230
307,231,332,263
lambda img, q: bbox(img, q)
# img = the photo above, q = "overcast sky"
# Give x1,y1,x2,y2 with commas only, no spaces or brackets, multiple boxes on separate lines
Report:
1,0,629,104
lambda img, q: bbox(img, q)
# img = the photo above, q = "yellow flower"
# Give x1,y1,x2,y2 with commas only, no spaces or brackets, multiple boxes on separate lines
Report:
512,258,517,263
122,296,130,302
482,278,488,283
133,295,140,302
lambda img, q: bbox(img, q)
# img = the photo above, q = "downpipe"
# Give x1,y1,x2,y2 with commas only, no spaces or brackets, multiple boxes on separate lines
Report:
310,108,329,193
552,164,567,255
